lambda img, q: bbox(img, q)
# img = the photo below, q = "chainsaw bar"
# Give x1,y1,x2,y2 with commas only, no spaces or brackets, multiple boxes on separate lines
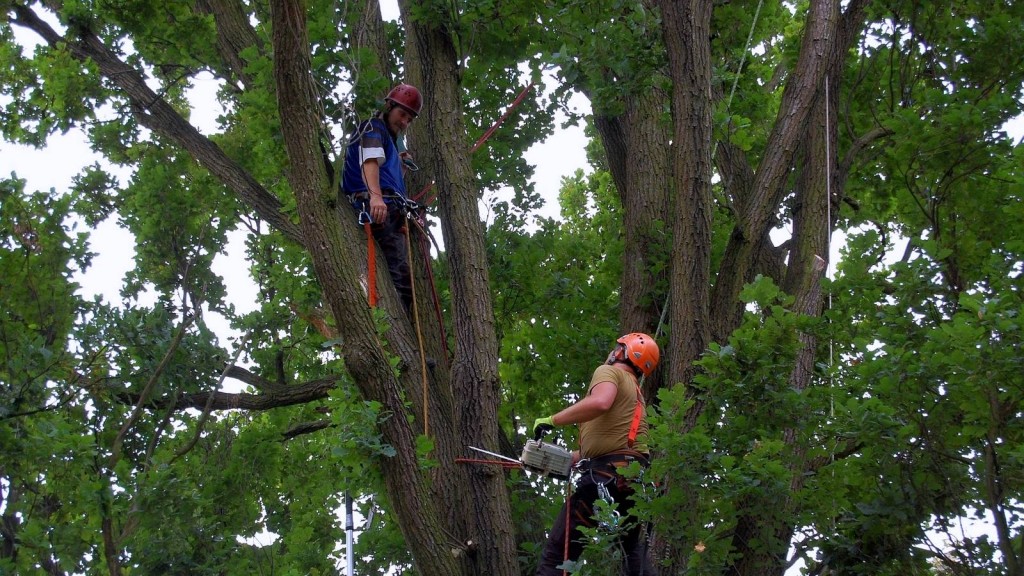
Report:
467,445,520,464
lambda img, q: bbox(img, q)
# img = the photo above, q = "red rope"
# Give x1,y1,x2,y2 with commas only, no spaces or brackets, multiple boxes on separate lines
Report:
410,181,435,203
414,220,451,363
455,458,522,469
411,81,536,203
563,479,572,576
471,81,535,154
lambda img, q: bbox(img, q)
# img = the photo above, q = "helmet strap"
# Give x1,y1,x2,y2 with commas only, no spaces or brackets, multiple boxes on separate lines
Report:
621,359,643,378
606,344,624,366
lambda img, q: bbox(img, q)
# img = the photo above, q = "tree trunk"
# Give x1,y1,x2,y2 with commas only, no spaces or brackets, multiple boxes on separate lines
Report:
593,83,672,396
399,3,519,575
658,0,715,432
709,0,842,346
653,1,715,573
723,1,873,572
268,1,463,574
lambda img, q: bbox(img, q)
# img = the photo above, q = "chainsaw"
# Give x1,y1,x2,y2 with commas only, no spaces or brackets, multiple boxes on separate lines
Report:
519,438,573,480
467,436,574,480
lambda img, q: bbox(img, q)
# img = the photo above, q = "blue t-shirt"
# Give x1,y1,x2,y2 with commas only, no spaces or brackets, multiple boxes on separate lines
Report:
342,117,407,202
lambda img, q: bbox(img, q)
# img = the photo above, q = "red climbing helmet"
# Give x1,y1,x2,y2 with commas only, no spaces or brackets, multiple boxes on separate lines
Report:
385,83,422,117
616,332,660,377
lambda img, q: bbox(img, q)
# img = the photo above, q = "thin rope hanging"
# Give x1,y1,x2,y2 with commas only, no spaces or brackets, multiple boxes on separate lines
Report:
404,218,432,436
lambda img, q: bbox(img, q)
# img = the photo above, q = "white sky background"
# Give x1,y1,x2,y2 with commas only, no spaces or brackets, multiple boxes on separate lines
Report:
2,2,1022,573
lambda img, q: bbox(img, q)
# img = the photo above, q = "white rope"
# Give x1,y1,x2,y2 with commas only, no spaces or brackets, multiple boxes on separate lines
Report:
725,0,765,120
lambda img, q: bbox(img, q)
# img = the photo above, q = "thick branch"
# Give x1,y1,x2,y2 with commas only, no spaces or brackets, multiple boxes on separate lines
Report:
194,0,265,88
225,365,288,393
115,376,339,411
282,419,333,440
10,4,305,245
839,125,895,176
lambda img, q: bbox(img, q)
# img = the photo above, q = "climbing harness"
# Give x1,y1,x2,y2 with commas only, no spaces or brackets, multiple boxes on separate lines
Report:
595,480,621,532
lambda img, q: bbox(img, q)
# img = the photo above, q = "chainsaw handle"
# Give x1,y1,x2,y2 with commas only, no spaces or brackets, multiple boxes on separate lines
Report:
533,423,554,441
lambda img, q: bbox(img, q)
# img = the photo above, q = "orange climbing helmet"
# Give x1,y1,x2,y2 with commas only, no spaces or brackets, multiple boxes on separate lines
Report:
615,332,660,377
385,83,422,116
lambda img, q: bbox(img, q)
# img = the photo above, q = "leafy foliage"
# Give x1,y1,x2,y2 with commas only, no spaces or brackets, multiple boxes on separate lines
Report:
2,0,1023,575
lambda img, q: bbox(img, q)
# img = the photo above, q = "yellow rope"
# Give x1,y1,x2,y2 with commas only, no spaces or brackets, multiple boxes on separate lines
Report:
405,214,430,437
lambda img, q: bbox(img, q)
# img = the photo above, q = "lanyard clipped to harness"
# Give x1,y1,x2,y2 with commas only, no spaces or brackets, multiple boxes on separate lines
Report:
356,207,379,308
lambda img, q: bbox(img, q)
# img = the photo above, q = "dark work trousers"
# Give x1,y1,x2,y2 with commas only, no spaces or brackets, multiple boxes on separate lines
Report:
536,454,658,576
372,203,413,312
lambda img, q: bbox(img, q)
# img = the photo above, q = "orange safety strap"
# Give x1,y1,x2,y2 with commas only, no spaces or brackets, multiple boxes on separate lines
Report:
627,384,643,448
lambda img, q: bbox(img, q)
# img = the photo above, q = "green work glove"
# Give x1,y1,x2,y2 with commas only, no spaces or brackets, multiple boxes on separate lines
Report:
533,416,555,440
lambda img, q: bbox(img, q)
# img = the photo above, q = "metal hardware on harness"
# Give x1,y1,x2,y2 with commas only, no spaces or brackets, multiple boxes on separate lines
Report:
357,209,372,225
595,481,621,531
519,439,573,480
395,196,423,218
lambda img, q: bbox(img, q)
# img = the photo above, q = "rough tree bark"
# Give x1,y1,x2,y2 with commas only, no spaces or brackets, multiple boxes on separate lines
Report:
658,0,715,431
594,83,673,398
652,1,715,572
709,0,845,344
268,1,463,574
399,2,519,575
646,0,876,574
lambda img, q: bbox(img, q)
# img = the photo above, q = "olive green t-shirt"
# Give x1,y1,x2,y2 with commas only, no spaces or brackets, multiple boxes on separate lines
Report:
578,364,648,458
